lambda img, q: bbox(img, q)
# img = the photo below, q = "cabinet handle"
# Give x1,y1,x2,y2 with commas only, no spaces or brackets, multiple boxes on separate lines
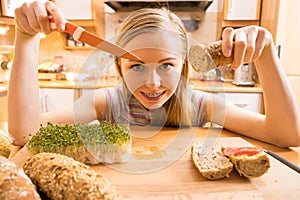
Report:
277,45,281,58
228,0,233,14
234,103,248,108
45,95,49,113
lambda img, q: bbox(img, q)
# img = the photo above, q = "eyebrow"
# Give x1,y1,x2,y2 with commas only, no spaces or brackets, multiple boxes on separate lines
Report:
159,57,177,63
128,57,177,64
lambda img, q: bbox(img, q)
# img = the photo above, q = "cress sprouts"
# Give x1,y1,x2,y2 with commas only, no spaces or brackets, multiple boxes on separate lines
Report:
27,121,130,149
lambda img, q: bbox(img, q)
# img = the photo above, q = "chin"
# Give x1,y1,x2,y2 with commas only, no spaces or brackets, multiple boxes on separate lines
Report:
141,102,164,110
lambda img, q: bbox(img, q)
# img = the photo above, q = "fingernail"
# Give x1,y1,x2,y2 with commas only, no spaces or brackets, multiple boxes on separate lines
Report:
225,49,231,57
59,23,65,31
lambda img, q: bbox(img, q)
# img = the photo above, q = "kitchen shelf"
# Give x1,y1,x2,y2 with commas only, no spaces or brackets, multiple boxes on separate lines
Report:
0,16,14,25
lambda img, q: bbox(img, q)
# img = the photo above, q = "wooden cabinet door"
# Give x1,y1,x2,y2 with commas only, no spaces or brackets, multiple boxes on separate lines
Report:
1,0,47,17
217,92,263,113
261,0,300,111
39,88,74,113
276,0,300,75
261,0,300,75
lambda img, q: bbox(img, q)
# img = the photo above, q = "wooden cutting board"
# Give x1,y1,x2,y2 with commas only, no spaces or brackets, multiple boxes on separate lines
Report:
10,136,300,200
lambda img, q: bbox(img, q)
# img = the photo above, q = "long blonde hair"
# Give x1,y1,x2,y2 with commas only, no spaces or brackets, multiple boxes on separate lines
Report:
115,8,192,127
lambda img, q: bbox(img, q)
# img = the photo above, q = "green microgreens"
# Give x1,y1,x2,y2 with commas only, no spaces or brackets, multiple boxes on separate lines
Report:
27,121,130,151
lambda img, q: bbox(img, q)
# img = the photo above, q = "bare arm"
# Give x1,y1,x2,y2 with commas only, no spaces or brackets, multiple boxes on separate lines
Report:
207,26,300,147
8,2,108,146
8,1,69,145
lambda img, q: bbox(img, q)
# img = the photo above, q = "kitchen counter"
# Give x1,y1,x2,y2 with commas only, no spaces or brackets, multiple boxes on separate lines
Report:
4,122,300,199
38,78,118,89
190,79,262,93
38,78,262,93
0,75,263,93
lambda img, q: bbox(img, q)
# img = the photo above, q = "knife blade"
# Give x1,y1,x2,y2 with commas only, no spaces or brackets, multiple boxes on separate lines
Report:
50,18,141,61
265,150,300,174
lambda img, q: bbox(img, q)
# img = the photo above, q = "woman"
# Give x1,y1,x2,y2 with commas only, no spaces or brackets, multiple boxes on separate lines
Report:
8,1,300,147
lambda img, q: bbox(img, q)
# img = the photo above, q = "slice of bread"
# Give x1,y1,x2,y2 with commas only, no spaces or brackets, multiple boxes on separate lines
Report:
191,143,233,180
222,147,270,178
189,41,233,73
0,131,12,158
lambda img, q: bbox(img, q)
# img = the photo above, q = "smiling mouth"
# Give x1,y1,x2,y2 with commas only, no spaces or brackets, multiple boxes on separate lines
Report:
142,91,165,98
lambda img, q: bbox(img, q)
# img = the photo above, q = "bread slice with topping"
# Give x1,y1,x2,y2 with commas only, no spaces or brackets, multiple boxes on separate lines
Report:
191,143,233,180
222,147,270,178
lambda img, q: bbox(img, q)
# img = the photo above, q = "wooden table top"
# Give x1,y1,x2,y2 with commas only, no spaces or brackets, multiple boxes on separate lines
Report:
2,123,300,199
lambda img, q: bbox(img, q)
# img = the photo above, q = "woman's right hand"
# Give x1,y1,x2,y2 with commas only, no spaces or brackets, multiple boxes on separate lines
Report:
14,0,65,37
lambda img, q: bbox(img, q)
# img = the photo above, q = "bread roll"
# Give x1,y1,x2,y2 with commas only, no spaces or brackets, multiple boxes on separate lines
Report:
0,156,41,200
0,130,12,158
23,152,119,200
189,40,233,72
191,143,233,180
222,147,270,178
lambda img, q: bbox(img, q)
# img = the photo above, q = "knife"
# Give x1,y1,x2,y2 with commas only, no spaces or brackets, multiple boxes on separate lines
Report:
49,17,141,61
265,150,300,174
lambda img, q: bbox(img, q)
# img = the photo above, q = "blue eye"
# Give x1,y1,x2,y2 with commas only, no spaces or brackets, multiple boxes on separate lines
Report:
131,64,145,72
159,63,172,71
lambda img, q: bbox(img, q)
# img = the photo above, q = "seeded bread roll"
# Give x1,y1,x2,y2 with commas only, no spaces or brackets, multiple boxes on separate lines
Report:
189,40,233,72
222,148,270,178
0,130,12,158
0,156,41,200
191,143,233,180
23,152,119,200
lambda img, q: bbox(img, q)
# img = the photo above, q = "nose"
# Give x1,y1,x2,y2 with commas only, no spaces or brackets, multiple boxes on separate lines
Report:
145,68,161,89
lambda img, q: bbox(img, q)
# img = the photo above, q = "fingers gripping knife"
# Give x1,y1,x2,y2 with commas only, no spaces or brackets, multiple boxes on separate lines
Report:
49,17,141,61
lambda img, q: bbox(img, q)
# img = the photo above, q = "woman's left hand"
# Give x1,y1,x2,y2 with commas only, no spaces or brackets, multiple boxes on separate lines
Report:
221,26,273,69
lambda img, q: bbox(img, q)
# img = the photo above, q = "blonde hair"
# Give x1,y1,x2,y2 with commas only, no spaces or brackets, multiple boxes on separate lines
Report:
115,8,192,127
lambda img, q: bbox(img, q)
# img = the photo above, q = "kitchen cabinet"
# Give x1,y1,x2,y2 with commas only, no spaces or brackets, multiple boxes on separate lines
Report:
54,0,104,31
260,0,300,110
54,0,106,49
217,92,263,113
39,88,95,113
54,0,93,20
222,0,261,27
39,88,74,113
261,0,300,75
1,0,46,17
0,0,45,25
191,80,264,113
223,0,261,20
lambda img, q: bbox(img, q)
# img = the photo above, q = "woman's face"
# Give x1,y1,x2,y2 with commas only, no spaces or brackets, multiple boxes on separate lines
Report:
120,31,184,110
